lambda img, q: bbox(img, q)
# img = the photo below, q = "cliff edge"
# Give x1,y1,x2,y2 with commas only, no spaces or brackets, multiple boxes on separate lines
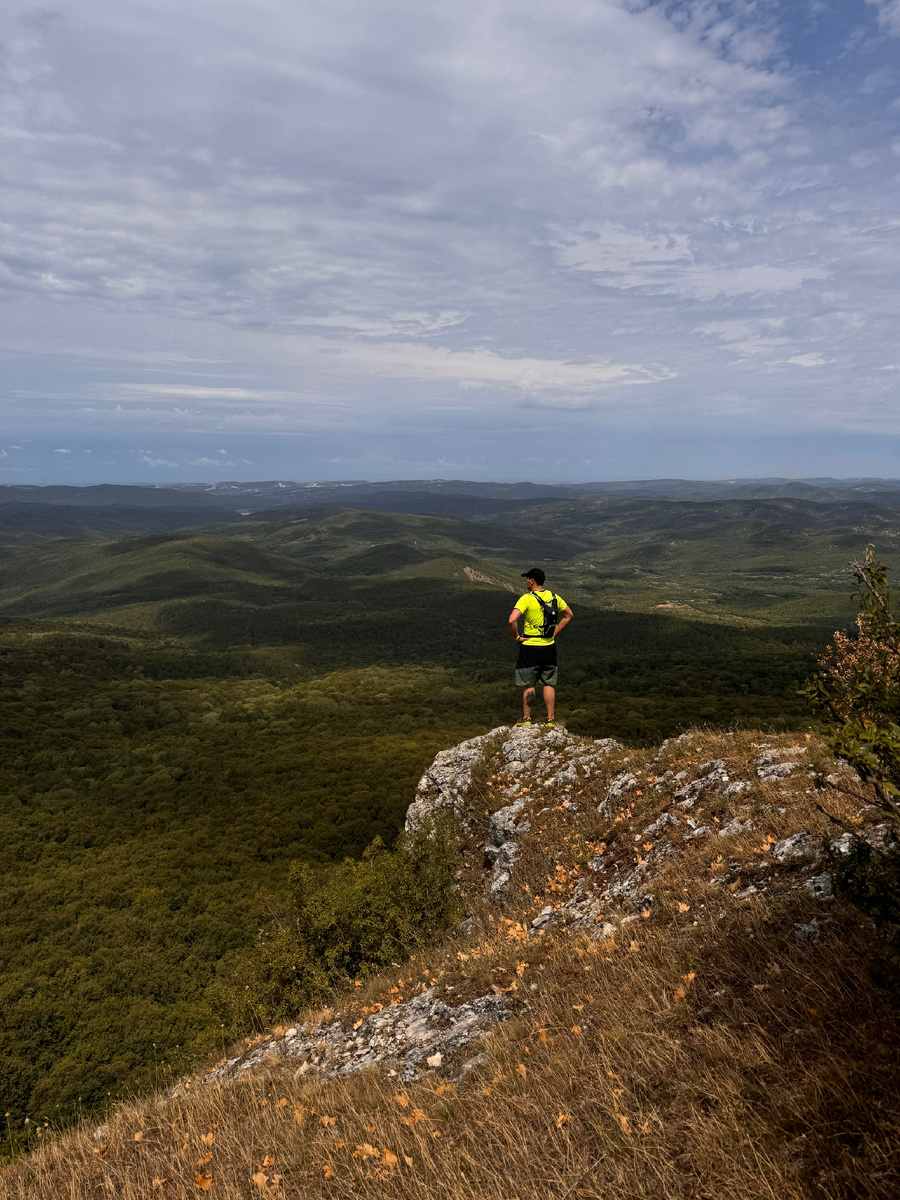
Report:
4,725,899,1200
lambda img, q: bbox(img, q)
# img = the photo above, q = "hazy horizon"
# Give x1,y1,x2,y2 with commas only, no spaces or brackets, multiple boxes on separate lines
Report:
5,473,900,493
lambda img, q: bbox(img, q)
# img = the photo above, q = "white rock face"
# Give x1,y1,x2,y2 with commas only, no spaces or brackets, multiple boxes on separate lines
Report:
773,832,819,863
486,799,531,899
718,817,753,838
598,772,638,815
490,800,528,846
673,760,730,807
405,726,510,832
207,988,511,1086
683,820,712,841
407,722,591,901
641,812,679,840
755,748,804,781
723,781,752,798
758,761,799,781
803,873,835,901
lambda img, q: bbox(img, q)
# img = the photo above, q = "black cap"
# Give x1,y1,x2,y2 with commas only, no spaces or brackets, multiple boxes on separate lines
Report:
522,567,545,585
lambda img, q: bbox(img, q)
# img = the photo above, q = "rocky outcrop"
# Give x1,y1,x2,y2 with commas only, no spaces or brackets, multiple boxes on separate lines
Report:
755,746,805,781
485,799,530,900
206,725,888,1092
673,759,729,806
405,726,509,832
404,724,878,917
207,988,510,1087
599,771,637,814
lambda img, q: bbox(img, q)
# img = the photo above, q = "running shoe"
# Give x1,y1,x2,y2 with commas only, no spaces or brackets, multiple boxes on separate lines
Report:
515,718,533,727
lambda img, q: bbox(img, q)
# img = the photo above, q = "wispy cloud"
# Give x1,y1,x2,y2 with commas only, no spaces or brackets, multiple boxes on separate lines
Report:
138,453,179,468
867,1,900,36
786,352,833,368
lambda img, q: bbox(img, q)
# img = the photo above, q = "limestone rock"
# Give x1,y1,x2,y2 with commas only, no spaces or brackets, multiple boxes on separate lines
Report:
755,748,804,782
673,761,729,807
723,781,751,797
794,916,829,941
602,843,675,906
718,817,753,838
594,737,622,751
208,987,511,1087
773,832,819,863
406,726,509,832
683,819,712,841
490,800,528,847
757,761,798,781
802,873,835,901
756,748,806,766
640,811,679,840
487,799,532,901
489,867,513,900
531,905,555,929
598,772,638,815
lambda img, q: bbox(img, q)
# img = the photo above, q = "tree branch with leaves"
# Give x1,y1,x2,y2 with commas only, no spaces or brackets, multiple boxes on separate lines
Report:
802,546,900,825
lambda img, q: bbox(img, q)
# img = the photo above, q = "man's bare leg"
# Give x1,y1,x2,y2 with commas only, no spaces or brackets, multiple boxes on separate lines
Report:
542,685,556,722
522,687,535,721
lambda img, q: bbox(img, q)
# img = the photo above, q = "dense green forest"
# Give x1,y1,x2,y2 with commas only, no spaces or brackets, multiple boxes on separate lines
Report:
0,495,871,1156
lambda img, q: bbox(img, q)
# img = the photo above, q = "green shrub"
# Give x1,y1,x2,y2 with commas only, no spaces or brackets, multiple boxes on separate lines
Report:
804,547,900,981
829,833,900,983
803,547,900,823
209,817,458,1033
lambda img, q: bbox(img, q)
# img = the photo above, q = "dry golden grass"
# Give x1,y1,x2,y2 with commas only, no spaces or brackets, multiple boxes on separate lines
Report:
3,730,899,1200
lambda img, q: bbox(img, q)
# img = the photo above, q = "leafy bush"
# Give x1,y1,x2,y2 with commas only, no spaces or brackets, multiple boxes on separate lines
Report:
804,547,900,976
803,546,900,823
209,818,458,1033
830,834,900,978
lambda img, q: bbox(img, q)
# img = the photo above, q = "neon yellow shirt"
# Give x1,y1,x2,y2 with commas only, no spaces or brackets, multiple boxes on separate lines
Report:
515,589,567,646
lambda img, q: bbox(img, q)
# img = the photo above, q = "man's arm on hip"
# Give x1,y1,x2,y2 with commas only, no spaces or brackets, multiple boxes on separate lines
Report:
508,607,524,643
553,604,574,637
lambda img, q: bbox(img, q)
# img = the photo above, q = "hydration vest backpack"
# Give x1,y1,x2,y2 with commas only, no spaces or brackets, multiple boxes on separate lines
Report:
531,591,559,638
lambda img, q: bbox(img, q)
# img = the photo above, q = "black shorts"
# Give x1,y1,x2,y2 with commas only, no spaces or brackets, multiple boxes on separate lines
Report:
514,642,558,687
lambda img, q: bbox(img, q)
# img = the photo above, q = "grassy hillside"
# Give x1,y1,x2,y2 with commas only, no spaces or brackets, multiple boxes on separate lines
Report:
478,495,900,625
3,726,898,1199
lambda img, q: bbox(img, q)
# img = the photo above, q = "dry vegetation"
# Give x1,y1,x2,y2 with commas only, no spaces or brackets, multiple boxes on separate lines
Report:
4,730,899,1200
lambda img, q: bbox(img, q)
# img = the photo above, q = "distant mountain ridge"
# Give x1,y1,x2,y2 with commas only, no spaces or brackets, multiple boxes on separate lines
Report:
5,476,900,515
0,501,245,545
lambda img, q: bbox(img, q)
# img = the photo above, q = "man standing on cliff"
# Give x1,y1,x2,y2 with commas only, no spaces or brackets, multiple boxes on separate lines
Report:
508,568,573,728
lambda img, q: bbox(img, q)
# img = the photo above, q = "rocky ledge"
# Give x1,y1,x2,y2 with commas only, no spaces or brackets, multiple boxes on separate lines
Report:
200,723,891,1093
207,988,508,1087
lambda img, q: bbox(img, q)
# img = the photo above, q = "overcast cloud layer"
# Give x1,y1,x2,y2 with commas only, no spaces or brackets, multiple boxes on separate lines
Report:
2,0,900,484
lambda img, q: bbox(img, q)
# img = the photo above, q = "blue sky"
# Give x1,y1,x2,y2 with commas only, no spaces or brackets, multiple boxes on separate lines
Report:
2,0,900,485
